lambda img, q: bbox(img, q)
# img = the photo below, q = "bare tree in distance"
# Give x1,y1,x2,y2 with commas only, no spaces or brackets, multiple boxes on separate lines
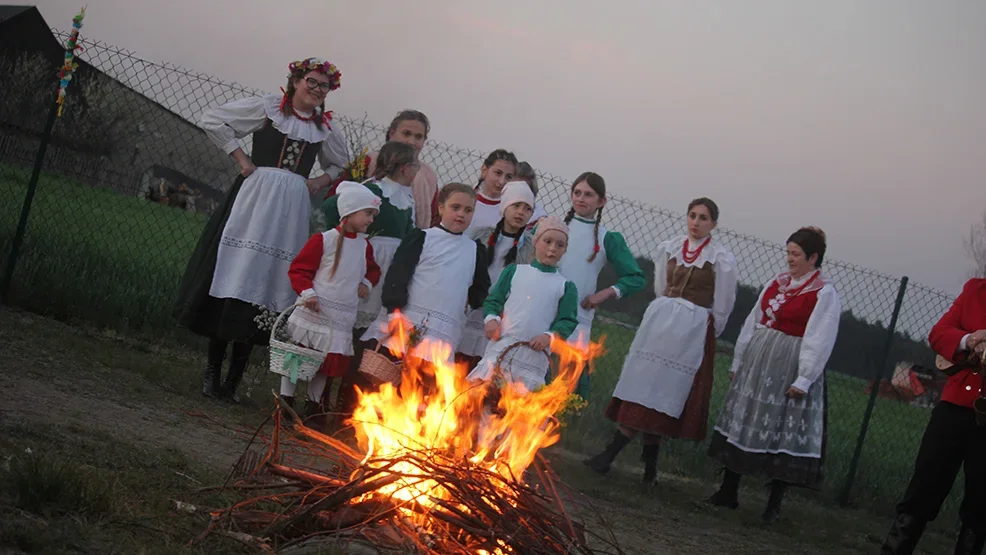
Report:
964,209,986,278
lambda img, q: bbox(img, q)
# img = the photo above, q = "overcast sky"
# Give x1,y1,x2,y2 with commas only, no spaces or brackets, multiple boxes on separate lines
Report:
34,0,986,295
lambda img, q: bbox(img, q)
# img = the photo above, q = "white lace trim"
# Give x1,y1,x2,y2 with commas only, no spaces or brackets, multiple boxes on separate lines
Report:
261,94,331,144
375,177,414,211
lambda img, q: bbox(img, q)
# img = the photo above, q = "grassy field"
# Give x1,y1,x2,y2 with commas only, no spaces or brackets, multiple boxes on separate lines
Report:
0,166,963,533
562,325,962,528
0,164,206,336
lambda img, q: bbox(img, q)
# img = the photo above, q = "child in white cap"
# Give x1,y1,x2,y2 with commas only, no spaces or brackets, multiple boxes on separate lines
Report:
467,215,579,392
283,181,382,424
456,181,538,369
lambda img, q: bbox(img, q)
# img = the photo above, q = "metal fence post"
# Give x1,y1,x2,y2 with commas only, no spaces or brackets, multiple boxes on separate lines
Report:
0,95,60,304
839,275,909,506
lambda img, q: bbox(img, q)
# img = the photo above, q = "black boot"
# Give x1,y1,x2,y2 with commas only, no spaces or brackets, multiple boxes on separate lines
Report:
641,443,660,485
220,342,252,404
707,468,741,509
303,400,326,432
202,339,227,398
582,431,631,474
280,395,296,417
880,514,926,555
762,480,787,523
954,524,985,555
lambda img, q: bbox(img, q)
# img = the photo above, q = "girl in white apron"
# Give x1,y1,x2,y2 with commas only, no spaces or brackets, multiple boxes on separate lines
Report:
283,182,382,426
363,183,491,370
535,172,646,399
320,141,418,416
457,181,537,369
467,215,580,392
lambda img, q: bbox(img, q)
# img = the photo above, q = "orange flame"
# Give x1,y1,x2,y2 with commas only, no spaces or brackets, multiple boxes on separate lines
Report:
348,328,604,535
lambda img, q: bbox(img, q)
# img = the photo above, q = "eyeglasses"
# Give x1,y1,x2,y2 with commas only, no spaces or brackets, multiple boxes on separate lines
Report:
305,77,332,94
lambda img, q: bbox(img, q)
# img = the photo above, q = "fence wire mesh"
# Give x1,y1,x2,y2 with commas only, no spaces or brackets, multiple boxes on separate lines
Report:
0,30,966,527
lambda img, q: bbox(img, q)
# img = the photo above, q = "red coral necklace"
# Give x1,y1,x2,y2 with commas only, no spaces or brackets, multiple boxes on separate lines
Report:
681,236,711,264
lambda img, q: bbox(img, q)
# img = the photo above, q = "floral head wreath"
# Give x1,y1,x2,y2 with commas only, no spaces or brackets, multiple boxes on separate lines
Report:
287,58,342,91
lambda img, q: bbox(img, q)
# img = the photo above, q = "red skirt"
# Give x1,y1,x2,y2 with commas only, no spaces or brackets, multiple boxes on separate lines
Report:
318,353,351,378
604,322,716,441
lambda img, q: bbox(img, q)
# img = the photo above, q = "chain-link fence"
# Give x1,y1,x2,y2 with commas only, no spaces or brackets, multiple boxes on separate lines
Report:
0,28,966,528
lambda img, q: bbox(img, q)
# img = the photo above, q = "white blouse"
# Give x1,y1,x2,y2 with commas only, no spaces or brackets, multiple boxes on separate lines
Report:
729,272,842,392
651,236,738,338
199,94,348,178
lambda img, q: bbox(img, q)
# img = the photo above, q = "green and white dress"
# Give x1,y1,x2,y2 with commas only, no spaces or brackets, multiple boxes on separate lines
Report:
322,177,414,331
550,216,645,349
457,226,536,359
467,261,579,392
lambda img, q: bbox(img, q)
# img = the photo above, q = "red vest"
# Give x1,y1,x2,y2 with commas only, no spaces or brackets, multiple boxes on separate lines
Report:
759,275,822,338
930,278,986,409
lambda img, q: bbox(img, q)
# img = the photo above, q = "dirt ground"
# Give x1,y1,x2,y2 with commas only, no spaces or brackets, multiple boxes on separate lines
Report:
0,307,956,554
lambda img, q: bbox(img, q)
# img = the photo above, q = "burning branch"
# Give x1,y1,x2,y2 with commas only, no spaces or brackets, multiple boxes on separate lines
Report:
179,335,621,554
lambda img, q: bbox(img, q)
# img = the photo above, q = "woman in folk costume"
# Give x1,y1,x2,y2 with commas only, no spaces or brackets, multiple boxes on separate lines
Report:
456,181,537,369
466,149,519,233
364,183,490,366
540,172,645,398
174,57,348,402
320,141,418,414
282,182,381,425
363,110,441,229
706,226,841,523
467,215,579,392
880,278,986,555
584,198,738,484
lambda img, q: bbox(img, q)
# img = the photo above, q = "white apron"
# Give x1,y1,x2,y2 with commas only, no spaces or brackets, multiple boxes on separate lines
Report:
467,264,568,392
210,167,310,312
611,296,709,418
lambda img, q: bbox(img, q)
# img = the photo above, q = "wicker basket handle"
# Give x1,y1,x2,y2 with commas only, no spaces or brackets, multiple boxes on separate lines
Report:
491,340,550,386
270,301,304,339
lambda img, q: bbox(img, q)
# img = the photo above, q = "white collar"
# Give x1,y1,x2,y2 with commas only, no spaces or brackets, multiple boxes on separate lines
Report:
376,177,414,210
261,94,331,144
665,234,724,268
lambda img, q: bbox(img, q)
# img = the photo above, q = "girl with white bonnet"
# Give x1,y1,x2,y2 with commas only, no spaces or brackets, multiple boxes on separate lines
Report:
457,181,538,369
283,181,382,422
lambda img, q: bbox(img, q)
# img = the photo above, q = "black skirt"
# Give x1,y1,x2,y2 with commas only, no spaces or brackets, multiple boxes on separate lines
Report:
172,175,268,345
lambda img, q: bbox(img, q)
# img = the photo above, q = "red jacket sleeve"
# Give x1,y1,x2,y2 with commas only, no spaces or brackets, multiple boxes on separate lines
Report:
364,240,381,286
929,279,976,361
288,233,324,294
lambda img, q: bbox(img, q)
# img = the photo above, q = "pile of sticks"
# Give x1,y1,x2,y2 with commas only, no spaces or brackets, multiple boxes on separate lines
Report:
176,400,624,555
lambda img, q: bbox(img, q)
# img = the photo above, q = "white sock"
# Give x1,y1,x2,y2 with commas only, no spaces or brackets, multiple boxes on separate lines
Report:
280,376,298,397
307,374,328,402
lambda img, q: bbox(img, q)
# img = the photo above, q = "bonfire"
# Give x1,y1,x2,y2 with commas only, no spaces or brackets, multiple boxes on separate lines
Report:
176,314,623,554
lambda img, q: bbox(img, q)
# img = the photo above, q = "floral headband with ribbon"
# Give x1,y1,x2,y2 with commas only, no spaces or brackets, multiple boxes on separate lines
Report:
287,57,342,91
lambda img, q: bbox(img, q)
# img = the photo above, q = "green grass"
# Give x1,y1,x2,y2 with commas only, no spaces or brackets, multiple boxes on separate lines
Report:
0,167,963,534
0,164,206,337
561,321,963,530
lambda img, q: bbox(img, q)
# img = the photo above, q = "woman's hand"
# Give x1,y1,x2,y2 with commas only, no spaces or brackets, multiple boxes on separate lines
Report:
303,297,319,312
581,288,616,310
306,174,334,195
485,320,501,341
357,283,370,299
231,149,256,177
785,385,806,399
967,329,986,351
529,333,552,351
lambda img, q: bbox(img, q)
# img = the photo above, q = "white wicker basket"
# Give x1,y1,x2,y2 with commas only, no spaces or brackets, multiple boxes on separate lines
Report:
269,303,325,384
